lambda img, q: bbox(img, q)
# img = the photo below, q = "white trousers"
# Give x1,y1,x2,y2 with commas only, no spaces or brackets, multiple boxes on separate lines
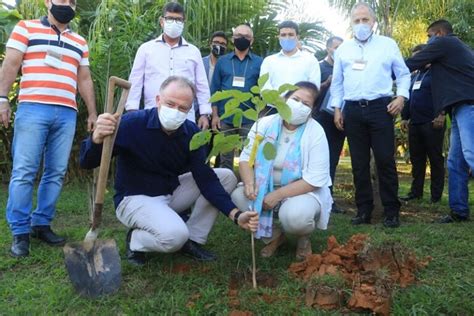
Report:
116,168,237,253
231,184,321,238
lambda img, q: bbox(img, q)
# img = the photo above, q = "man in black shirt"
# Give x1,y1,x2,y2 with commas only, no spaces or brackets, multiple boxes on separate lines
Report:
406,20,474,223
400,44,445,203
313,36,345,213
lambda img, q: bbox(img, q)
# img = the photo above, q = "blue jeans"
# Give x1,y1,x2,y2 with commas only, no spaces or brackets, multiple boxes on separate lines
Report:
448,104,474,217
6,103,77,235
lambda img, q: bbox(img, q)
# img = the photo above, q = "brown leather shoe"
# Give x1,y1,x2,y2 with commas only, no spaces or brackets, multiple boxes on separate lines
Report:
260,233,286,258
296,236,312,261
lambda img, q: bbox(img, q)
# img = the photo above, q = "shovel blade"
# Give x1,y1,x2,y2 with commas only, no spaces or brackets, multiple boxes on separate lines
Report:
64,239,121,298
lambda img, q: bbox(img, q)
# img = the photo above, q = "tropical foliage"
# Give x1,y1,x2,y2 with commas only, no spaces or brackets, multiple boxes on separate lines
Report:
189,73,296,161
329,0,474,54
0,0,330,178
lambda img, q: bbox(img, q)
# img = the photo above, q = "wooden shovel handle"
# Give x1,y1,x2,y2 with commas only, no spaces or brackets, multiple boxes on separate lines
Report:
91,76,131,229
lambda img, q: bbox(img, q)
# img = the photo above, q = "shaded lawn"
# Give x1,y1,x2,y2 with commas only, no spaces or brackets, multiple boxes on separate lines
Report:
0,160,473,315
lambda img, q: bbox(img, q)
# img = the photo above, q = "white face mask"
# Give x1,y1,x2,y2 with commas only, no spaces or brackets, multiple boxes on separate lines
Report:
286,98,312,125
163,20,184,39
353,23,373,41
158,104,188,131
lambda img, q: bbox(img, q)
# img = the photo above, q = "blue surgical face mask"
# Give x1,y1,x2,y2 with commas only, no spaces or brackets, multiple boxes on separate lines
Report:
279,38,298,52
353,23,372,41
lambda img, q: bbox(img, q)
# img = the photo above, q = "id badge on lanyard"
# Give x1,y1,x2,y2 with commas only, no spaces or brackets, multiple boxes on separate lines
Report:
232,76,245,88
412,81,422,90
352,59,367,71
44,48,63,69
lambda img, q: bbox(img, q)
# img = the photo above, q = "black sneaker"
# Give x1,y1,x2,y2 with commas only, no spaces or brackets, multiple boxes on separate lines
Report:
180,240,217,261
126,229,146,266
31,225,65,246
399,193,422,202
383,216,400,228
331,203,346,214
436,213,469,224
351,214,371,225
10,234,30,258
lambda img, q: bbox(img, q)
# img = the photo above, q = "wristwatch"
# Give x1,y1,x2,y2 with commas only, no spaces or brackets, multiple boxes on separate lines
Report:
233,211,243,225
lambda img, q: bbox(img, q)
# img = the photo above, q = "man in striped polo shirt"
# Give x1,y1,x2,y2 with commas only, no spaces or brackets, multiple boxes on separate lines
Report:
0,0,97,257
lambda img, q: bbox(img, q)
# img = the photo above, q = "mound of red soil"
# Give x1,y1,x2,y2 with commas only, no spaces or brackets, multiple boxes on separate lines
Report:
289,234,431,315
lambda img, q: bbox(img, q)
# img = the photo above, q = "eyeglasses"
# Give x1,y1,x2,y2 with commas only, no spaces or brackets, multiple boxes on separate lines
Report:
211,40,227,46
163,16,184,25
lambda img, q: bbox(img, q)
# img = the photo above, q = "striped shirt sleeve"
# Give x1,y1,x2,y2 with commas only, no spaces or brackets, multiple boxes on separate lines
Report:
6,20,30,53
80,43,90,66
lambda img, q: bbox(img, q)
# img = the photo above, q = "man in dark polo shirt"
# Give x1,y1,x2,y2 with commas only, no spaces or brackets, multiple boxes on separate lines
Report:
80,76,258,265
401,44,445,204
210,24,263,170
405,19,474,223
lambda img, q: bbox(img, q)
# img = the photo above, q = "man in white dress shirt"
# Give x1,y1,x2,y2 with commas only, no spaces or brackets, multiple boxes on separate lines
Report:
331,2,411,228
125,2,211,129
260,20,321,114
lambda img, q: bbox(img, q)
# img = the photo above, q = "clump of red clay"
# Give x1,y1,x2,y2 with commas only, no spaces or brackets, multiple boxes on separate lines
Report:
289,234,431,315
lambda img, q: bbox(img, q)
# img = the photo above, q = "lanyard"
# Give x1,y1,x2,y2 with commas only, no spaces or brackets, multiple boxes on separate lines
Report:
413,69,430,84
48,25,66,49
231,56,250,77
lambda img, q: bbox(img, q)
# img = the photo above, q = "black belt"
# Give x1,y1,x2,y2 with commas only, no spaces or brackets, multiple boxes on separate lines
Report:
346,97,392,107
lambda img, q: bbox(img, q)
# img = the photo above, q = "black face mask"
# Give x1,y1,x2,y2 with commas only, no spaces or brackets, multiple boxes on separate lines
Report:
211,44,226,57
50,3,75,24
233,37,251,51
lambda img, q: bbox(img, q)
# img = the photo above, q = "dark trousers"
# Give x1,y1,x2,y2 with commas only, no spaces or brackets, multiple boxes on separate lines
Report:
344,99,400,218
219,122,253,171
315,111,346,194
408,122,445,200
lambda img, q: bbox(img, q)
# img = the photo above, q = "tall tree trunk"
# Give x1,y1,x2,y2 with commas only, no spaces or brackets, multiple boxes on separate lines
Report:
370,150,384,222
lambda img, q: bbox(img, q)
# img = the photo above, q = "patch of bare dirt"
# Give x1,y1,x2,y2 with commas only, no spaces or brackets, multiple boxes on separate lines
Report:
170,263,192,274
229,311,253,316
289,234,431,315
227,270,280,310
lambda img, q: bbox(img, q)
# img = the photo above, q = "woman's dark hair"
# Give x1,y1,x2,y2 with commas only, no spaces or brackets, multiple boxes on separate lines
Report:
284,81,319,107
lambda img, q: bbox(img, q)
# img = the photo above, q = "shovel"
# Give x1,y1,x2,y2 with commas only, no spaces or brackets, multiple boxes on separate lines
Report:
63,76,131,298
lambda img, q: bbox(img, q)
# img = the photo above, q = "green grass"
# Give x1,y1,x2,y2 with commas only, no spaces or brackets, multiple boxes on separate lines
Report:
0,161,473,315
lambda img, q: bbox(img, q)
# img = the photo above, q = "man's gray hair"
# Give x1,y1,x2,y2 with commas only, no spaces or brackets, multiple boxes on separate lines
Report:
160,76,196,99
351,2,376,21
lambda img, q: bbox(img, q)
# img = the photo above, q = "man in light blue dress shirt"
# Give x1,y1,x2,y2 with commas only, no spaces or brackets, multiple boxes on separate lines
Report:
330,2,411,228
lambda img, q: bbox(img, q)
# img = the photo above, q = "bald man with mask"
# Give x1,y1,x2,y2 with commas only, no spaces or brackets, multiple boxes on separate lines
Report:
330,2,411,228
210,24,263,171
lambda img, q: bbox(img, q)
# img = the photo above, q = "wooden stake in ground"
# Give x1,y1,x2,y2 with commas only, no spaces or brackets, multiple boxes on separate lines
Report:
251,233,257,289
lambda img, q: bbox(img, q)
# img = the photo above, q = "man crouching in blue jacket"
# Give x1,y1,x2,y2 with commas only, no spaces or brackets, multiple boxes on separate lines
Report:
80,76,258,265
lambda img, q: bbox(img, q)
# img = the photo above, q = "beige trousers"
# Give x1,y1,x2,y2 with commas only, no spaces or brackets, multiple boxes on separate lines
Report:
116,168,237,253
231,184,321,239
